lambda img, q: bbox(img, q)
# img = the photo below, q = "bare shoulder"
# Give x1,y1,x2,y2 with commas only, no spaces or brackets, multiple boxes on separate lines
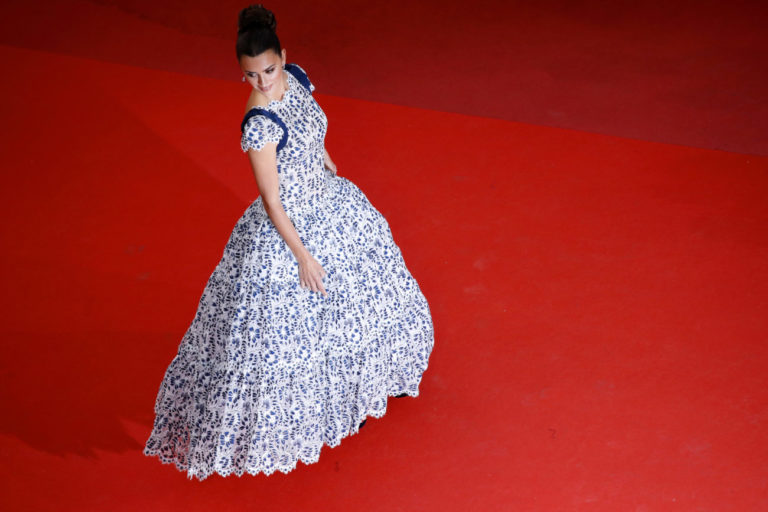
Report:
244,89,269,114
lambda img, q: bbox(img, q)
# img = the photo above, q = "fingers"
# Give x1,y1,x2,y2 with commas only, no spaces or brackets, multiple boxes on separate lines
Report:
306,276,326,296
316,274,327,296
313,267,327,297
299,264,328,297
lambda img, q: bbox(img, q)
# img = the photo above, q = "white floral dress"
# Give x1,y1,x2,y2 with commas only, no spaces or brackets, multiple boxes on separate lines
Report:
143,63,434,480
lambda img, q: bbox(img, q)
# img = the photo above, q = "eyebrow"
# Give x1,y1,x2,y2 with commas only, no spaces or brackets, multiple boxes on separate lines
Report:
245,65,276,74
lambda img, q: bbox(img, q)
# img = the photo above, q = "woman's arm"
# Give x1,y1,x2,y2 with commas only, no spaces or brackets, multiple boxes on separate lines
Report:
323,148,337,175
247,143,327,296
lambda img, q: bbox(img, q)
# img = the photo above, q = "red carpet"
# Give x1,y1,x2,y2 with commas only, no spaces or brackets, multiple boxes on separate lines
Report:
1,1,767,511
3,0,767,155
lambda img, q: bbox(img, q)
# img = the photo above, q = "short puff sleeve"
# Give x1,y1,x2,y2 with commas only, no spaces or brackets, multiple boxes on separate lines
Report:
240,114,285,152
289,63,315,93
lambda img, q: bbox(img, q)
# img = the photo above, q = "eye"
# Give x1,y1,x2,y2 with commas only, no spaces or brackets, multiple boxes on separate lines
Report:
266,68,275,74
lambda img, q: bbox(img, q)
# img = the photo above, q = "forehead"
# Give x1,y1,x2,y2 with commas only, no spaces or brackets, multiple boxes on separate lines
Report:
240,51,281,72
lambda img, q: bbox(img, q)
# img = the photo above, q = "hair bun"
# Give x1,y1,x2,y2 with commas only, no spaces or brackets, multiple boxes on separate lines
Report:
238,4,277,33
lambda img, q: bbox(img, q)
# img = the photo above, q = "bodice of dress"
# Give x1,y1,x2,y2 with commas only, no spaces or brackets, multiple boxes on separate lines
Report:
240,66,330,215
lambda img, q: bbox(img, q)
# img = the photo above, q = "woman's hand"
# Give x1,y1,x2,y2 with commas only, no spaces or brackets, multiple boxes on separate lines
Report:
297,252,327,297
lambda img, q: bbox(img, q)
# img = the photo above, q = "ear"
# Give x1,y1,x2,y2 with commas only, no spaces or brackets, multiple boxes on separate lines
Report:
281,48,287,64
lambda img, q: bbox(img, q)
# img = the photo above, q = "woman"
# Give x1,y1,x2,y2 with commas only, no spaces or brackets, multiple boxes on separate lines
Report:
143,4,434,480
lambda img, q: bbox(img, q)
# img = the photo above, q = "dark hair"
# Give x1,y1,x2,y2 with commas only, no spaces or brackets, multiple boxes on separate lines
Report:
236,4,281,60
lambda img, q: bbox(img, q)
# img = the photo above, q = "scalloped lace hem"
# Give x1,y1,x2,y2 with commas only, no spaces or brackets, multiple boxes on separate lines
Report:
143,390,420,481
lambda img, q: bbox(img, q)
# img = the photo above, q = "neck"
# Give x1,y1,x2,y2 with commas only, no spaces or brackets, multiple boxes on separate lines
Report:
271,75,289,102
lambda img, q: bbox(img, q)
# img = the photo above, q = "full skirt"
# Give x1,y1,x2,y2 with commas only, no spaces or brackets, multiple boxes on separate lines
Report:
143,175,434,480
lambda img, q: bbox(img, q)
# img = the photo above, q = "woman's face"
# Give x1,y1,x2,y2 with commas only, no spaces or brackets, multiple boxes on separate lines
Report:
240,49,287,97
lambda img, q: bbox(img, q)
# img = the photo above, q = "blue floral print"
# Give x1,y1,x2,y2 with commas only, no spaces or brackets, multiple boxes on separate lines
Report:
143,64,434,480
